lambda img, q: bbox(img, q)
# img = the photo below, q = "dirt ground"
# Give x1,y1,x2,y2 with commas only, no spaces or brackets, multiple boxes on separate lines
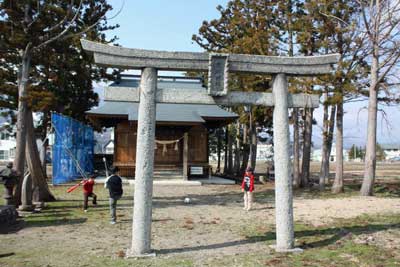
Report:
1,181,400,267
1,162,400,266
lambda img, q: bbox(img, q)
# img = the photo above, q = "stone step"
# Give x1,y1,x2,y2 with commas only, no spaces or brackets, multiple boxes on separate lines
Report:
154,176,184,180
153,171,183,176
154,171,183,179
154,169,182,173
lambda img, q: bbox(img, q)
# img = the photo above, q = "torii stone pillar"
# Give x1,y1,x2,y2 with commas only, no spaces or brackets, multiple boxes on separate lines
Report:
272,74,297,252
129,68,157,256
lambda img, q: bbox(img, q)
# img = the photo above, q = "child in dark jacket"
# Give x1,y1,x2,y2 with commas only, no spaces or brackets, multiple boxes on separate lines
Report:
104,166,123,224
241,166,255,211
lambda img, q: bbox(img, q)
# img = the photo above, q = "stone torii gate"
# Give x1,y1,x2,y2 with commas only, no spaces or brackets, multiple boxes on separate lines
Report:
81,39,339,256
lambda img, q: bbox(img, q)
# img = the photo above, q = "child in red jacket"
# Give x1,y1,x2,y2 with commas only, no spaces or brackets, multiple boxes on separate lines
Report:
82,172,98,212
242,166,255,211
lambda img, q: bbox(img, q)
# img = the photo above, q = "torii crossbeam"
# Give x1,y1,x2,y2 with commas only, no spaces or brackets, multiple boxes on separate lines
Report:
81,39,339,256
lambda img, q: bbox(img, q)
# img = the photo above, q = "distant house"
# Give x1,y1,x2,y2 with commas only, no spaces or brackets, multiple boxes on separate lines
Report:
312,144,349,162
0,121,53,163
0,124,16,162
380,144,400,160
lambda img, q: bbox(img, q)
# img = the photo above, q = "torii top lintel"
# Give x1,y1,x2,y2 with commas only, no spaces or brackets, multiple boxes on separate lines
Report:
81,39,339,76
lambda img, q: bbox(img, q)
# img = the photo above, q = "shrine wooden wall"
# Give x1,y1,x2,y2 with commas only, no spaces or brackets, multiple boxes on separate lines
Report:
188,125,208,163
113,122,208,177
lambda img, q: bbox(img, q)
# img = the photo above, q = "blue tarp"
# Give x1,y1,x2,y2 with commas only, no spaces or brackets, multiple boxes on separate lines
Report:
52,113,94,185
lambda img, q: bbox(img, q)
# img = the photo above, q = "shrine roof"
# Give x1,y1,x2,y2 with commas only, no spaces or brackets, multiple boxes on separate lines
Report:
111,76,205,90
86,77,238,124
86,101,237,123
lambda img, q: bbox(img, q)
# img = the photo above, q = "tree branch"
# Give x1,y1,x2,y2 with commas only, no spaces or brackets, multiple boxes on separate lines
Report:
33,0,83,51
377,51,400,85
43,0,74,33
60,0,125,41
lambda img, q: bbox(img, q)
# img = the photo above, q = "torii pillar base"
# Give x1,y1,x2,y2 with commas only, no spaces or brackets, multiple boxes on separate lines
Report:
125,251,156,258
269,245,303,253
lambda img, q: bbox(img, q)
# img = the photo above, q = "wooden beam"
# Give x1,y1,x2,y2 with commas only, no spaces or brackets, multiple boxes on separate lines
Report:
81,39,339,76
104,87,319,108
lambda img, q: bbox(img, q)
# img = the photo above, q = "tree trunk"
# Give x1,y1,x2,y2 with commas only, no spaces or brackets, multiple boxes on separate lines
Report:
287,1,298,188
224,127,228,174
332,101,344,193
301,108,313,187
319,91,330,190
19,173,34,211
320,104,336,189
240,124,249,175
234,121,241,175
292,108,300,188
39,115,50,177
216,128,222,173
13,46,32,206
26,111,55,202
327,106,336,173
227,124,233,174
39,139,47,176
250,126,257,170
361,53,379,196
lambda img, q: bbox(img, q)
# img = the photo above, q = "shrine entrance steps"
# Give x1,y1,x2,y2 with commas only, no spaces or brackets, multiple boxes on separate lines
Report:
153,166,183,180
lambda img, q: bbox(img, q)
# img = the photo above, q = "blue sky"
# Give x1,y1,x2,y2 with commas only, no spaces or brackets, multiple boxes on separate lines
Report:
99,0,400,148
107,0,229,51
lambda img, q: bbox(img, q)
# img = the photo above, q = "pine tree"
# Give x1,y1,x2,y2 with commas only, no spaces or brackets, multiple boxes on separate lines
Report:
193,0,293,173
0,0,118,205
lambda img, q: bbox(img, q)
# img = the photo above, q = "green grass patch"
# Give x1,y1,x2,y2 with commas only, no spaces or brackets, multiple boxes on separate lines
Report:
213,213,400,267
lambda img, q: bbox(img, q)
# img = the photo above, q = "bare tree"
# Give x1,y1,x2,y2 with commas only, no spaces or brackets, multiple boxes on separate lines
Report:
360,0,400,196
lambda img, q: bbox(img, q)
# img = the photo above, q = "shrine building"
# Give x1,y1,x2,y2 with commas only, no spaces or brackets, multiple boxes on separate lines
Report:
86,75,238,179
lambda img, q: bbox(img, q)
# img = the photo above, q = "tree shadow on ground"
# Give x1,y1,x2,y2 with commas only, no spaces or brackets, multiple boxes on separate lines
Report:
296,179,400,199
0,217,87,234
46,196,133,210
0,252,15,258
22,217,87,228
295,222,400,249
156,222,400,255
